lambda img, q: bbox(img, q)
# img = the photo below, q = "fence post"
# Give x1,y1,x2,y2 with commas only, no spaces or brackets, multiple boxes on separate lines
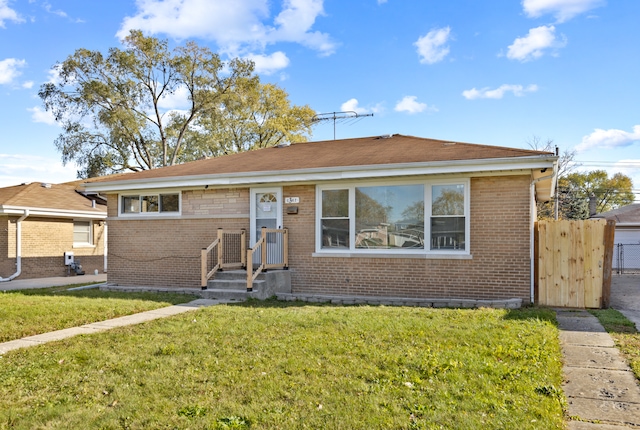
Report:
201,248,207,289
240,229,247,268
246,247,253,291
283,228,289,269
261,227,267,267
601,219,616,308
216,228,224,270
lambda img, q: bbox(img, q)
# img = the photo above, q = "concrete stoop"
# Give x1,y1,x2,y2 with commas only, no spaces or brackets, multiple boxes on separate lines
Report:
276,293,522,309
201,270,292,301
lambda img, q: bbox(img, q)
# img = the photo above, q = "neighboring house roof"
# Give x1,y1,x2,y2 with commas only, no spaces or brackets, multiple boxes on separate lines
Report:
592,204,640,227
81,134,558,200
0,182,107,219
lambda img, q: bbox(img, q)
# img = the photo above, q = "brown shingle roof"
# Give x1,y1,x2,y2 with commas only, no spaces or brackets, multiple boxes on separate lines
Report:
86,134,554,184
0,182,106,214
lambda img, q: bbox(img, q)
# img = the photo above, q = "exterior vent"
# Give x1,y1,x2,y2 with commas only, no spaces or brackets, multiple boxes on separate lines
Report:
376,134,393,139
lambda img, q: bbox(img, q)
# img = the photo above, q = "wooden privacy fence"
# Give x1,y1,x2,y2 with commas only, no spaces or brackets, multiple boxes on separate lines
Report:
535,219,615,308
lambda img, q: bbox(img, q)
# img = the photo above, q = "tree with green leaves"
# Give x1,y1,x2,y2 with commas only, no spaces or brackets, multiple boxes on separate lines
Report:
560,170,635,217
39,30,316,177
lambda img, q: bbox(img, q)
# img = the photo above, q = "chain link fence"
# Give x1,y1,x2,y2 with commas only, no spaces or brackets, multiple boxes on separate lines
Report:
615,244,640,274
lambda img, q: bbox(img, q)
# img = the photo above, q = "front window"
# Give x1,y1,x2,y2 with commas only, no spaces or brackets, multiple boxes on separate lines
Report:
321,189,350,248
317,180,468,253
430,184,465,250
355,185,424,249
120,192,180,215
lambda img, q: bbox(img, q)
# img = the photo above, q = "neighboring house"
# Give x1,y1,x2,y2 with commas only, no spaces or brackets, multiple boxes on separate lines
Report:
592,203,640,271
0,181,107,281
81,134,557,304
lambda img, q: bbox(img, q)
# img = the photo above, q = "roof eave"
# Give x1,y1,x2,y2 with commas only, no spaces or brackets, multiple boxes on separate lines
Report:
82,155,559,193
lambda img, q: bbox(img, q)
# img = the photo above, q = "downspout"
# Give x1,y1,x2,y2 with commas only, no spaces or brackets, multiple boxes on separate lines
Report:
530,174,555,304
103,221,108,273
0,209,29,282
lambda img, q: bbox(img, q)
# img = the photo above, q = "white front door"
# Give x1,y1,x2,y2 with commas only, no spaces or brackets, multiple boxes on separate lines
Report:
250,187,283,264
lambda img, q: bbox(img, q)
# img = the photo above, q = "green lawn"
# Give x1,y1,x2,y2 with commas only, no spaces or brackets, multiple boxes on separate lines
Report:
0,302,565,429
0,285,192,342
591,308,640,381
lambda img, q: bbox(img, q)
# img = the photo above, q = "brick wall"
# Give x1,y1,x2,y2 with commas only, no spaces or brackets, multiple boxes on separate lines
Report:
107,176,534,302
282,175,533,302
106,189,250,288
0,215,106,279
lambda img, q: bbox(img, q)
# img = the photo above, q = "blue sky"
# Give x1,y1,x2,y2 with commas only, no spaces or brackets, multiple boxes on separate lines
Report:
1,0,639,199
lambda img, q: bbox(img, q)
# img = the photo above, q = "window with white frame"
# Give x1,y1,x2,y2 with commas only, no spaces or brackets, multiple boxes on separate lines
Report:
120,192,180,215
317,180,469,253
73,220,93,245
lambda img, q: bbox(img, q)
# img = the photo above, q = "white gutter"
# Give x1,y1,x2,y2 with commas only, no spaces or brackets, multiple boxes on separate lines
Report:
0,209,29,282
529,173,556,304
0,206,106,219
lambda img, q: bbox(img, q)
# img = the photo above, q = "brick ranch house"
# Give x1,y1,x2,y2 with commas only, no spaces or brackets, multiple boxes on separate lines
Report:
81,134,557,305
0,181,107,281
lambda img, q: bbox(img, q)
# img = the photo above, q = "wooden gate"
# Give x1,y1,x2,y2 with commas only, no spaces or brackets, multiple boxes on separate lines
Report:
535,219,615,308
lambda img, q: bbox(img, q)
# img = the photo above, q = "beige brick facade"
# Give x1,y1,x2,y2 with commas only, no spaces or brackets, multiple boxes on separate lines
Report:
106,176,535,302
0,215,106,279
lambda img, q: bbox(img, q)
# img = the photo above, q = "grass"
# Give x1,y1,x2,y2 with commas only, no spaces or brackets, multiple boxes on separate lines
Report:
0,284,192,342
0,301,566,429
590,308,640,381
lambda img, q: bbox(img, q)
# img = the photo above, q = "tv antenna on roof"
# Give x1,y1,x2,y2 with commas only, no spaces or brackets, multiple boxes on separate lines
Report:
312,111,374,140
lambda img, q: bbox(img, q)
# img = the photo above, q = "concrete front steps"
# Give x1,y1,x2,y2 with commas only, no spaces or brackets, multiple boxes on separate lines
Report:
201,269,292,301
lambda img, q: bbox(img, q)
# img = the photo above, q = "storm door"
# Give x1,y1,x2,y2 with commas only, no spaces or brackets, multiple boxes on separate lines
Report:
250,187,283,265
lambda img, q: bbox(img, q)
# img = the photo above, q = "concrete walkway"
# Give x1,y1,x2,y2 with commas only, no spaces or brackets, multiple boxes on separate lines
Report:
558,309,640,428
0,273,107,291
0,298,228,355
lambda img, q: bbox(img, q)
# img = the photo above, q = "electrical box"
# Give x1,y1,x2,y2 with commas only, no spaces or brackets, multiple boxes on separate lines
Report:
64,252,74,266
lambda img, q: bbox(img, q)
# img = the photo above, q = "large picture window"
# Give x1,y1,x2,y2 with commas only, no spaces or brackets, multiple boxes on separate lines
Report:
317,180,468,254
120,192,180,215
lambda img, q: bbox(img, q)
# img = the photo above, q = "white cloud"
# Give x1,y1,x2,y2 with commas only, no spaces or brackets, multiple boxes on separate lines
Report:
394,96,437,114
0,0,24,28
576,125,640,152
28,106,57,126
340,98,383,115
506,25,566,62
414,27,451,64
0,58,26,85
522,0,605,23
157,85,191,110
246,51,290,75
462,84,539,100
117,0,336,58
341,98,369,115
0,154,78,188
22,80,34,89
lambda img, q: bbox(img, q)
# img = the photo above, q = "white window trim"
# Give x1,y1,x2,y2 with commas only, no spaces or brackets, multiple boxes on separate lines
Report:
73,220,94,248
118,190,182,217
315,178,471,256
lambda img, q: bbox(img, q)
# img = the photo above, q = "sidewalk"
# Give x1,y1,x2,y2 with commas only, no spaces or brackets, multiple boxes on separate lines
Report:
557,309,640,429
0,273,107,291
0,298,228,355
